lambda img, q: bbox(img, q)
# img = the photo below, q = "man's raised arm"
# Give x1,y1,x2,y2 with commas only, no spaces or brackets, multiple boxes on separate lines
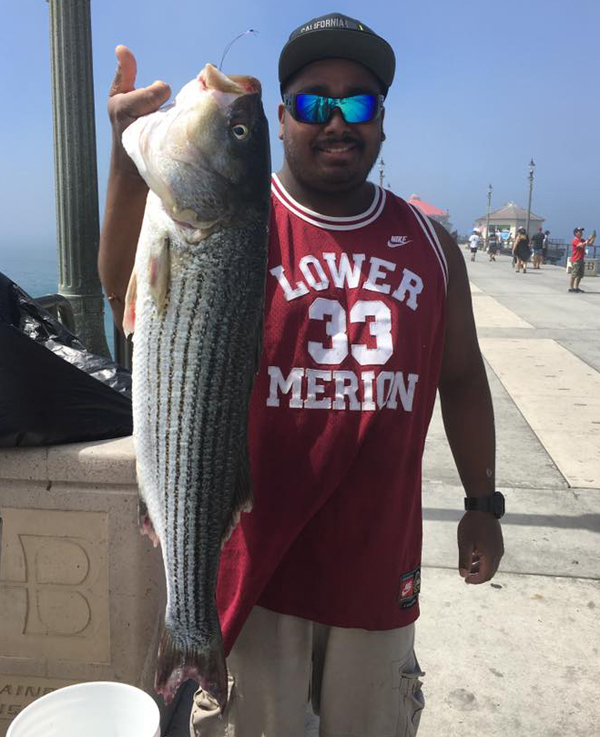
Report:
98,45,171,330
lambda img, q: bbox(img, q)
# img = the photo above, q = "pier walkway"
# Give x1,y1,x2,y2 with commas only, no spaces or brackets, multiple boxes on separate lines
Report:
417,250,600,737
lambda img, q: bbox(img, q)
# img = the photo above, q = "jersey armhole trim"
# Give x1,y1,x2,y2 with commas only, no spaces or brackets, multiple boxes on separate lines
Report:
407,203,449,291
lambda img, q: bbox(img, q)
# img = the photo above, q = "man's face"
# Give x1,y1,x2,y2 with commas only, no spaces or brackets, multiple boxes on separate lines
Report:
278,58,385,193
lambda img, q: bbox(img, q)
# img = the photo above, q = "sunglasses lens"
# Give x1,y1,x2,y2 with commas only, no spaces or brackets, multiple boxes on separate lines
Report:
295,94,330,123
340,94,378,123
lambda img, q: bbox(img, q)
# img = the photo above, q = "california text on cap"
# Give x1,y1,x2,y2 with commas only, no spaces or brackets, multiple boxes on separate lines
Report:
278,12,396,96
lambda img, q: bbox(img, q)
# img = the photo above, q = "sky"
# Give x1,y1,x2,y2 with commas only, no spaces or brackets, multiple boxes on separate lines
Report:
1,0,599,262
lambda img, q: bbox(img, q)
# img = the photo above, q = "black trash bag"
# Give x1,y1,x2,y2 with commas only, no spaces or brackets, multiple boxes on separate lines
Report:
0,271,131,396
0,271,133,447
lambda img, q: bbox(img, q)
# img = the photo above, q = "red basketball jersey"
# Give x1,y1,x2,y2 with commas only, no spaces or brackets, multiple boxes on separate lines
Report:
217,175,448,653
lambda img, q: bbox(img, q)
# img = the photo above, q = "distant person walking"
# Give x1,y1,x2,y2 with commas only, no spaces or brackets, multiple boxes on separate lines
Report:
513,227,530,273
469,229,480,261
531,226,545,269
569,226,596,293
488,229,498,261
542,230,550,264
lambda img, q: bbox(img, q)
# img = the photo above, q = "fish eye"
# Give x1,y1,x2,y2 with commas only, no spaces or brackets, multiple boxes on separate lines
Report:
232,123,249,140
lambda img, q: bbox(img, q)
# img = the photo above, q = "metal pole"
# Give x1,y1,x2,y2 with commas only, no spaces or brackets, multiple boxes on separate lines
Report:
47,0,109,356
378,158,385,188
525,159,535,238
485,184,492,250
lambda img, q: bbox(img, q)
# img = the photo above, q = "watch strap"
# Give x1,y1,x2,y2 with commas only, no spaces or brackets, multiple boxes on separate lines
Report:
464,492,505,519
464,496,493,513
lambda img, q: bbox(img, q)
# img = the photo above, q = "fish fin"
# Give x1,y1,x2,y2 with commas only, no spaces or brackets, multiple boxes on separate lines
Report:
149,237,171,312
138,498,160,548
254,309,264,375
220,318,262,543
123,269,137,337
154,627,228,710
184,221,220,244
221,443,254,545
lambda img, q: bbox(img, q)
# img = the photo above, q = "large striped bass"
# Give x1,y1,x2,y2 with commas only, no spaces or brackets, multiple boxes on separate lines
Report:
121,63,270,708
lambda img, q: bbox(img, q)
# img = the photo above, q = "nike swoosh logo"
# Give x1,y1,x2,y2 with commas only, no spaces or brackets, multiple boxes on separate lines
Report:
387,238,412,248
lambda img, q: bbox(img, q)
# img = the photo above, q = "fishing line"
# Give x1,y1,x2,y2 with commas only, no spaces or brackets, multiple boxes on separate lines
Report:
219,29,258,71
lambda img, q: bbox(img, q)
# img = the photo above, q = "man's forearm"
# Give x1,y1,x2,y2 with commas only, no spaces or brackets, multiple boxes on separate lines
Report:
98,140,148,329
439,355,496,498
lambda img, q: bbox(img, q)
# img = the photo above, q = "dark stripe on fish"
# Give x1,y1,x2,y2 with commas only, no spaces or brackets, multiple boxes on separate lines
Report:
165,272,186,618
161,272,183,565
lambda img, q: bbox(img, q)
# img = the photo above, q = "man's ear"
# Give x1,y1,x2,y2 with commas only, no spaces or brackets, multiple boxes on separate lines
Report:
278,103,285,140
381,107,386,142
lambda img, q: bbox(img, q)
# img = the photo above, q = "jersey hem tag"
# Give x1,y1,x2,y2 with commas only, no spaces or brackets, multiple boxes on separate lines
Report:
398,565,421,609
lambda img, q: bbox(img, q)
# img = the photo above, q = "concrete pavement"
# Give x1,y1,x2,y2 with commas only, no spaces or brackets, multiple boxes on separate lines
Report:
418,250,600,737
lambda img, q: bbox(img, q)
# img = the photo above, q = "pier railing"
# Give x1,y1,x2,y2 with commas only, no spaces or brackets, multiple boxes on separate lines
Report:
34,294,77,335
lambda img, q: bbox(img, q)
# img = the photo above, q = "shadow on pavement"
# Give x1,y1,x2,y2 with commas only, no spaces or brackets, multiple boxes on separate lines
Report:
423,508,600,532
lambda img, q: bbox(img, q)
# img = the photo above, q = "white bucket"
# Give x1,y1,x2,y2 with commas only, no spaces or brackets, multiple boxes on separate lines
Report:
6,681,160,737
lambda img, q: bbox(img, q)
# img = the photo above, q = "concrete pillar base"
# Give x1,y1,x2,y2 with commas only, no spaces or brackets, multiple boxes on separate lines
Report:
0,437,166,736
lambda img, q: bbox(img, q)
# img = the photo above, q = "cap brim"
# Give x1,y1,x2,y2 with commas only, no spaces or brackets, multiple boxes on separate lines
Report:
279,30,395,92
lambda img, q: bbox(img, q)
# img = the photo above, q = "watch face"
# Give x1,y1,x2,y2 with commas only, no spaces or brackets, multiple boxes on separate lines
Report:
492,492,505,518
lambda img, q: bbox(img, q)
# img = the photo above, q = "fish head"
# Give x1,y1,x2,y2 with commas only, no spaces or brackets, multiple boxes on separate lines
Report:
123,63,271,233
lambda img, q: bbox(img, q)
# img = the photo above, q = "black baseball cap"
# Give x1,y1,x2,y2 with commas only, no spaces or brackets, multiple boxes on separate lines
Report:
573,226,584,234
278,13,396,97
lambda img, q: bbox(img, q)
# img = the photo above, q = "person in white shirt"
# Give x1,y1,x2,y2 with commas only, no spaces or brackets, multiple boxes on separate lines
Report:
468,230,481,261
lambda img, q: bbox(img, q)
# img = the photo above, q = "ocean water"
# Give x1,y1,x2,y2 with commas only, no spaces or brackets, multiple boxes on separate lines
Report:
2,247,116,355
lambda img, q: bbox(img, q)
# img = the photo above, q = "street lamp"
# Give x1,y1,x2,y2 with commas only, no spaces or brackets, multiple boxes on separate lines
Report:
485,184,493,250
525,159,535,237
378,158,385,188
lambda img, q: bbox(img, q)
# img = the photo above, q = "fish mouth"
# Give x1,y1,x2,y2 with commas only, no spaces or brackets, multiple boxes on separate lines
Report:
198,63,261,97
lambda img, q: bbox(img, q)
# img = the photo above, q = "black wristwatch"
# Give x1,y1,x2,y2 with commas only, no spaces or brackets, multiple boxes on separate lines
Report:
464,491,505,519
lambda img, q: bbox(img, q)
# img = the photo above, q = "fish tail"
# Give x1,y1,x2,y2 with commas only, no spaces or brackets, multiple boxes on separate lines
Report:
154,627,228,710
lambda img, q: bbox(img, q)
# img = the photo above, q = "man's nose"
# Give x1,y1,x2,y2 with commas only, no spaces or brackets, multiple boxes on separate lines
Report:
323,107,351,134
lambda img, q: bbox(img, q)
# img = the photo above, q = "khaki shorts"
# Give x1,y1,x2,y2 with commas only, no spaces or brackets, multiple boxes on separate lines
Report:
191,606,424,737
571,260,585,280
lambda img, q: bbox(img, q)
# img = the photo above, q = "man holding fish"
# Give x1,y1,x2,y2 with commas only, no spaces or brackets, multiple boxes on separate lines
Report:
99,12,504,737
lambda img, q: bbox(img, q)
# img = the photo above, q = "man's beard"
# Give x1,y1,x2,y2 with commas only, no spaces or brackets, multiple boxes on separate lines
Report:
282,132,382,194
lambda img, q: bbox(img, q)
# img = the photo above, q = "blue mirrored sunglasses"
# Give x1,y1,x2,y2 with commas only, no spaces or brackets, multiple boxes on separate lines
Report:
283,93,385,125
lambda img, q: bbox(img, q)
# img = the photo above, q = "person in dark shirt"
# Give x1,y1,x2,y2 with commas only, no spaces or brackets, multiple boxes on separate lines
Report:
531,227,545,269
513,228,531,273
542,230,550,263
488,229,498,261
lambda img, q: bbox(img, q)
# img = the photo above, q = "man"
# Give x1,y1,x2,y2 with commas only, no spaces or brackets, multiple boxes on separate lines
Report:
542,229,550,264
468,229,480,261
530,226,545,269
99,13,504,737
569,226,595,293
488,229,498,261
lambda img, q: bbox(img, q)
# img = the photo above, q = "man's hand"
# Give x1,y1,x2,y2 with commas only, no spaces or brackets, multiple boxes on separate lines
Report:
458,511,504,584
108,45,171,177
98,46,171,325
